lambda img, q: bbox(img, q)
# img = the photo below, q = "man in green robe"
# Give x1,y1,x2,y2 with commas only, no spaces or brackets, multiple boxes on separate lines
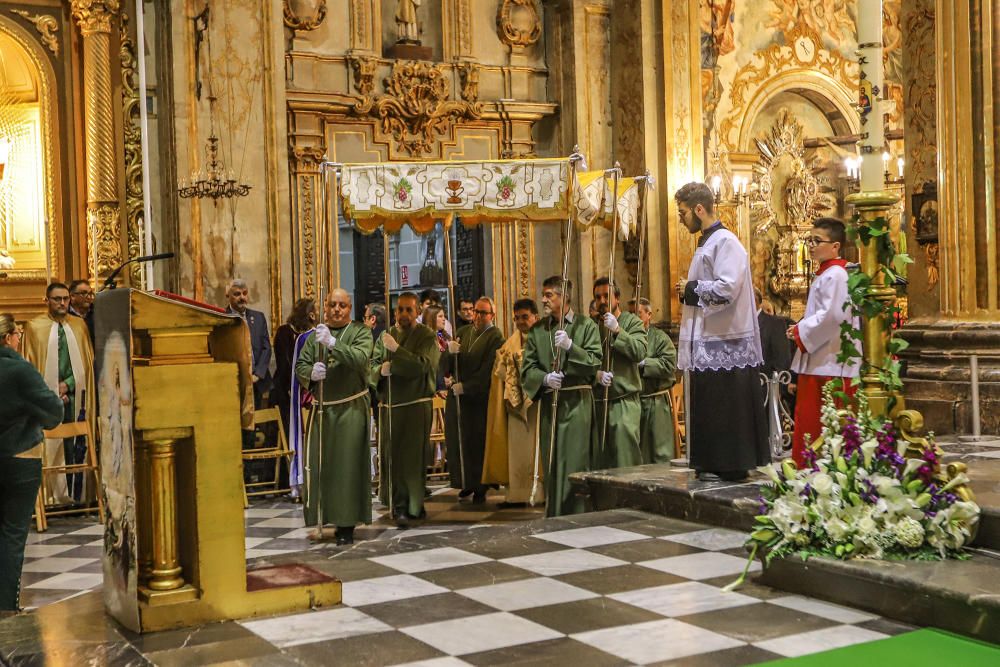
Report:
370,292,440,526
442,297,505,503
295,288,373,545
521,276,602,517
591,277,647,469
637,297,678,464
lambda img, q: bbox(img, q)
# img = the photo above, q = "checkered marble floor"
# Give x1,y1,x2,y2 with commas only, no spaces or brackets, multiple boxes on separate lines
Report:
8,509,916,666
17,486,543,612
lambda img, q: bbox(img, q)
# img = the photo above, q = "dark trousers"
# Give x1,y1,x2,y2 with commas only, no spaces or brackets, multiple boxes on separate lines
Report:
1,457,42,611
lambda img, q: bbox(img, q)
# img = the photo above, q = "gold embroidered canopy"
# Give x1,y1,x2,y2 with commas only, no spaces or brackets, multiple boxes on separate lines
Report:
338,159,640,237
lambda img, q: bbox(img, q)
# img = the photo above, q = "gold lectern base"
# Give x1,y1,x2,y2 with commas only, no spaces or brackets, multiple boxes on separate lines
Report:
137,575,342,632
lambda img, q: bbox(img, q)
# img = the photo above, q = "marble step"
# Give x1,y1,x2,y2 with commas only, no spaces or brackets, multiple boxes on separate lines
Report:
758,550,1000,644
569,463,1000,550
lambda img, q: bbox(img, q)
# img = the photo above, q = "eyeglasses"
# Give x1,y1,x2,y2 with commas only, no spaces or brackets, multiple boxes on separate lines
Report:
474,309,493,315
72,291,95,299
805,236,838,247
48,296,70,302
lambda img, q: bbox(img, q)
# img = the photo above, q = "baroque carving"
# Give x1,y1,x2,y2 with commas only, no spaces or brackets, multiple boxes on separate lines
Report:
902,0,936,196
291,145,326,169
283,0,327,32
70,0,120,35
923,242,939,290
497,0,541,49
349,54,378,97
10,10,60,56
351,60,482,157
120,12,145,287
458,62,479,103
88,204,123,277
750,108,835,318
718,24,857,152
299,175,316,299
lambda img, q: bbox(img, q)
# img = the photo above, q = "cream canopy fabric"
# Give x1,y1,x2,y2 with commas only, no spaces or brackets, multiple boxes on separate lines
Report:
338,159,641,238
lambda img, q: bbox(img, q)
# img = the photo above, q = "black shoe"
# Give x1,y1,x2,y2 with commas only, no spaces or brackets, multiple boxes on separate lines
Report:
472,493,487,505
335,527,355,545
395,511,410,529
719,471,749,482
497,501,527,509
696,472,721,482
458,488,474,498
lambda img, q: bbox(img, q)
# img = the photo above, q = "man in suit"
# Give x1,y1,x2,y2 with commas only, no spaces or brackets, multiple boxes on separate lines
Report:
226,279,273,409
754,288,791,377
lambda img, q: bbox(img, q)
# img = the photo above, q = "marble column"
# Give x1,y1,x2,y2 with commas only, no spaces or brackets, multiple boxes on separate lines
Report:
71,0,124,283
899,0,1000,433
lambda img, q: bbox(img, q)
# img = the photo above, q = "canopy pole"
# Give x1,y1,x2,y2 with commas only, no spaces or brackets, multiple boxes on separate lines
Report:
633,173,653,301
381,227,394,518
599,164,622,460
443,222,467,490
532,147,586,507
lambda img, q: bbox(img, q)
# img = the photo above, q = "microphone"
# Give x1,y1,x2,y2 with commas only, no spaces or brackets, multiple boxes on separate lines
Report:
103,252,175,290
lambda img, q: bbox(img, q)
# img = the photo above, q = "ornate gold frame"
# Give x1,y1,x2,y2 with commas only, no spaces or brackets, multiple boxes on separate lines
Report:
0,16,61,282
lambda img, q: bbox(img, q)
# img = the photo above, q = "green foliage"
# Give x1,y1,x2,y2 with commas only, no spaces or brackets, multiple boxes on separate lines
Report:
839,214,910,408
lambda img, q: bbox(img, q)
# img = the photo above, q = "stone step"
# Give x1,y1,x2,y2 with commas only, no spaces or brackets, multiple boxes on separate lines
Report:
570,463,1000,643
569,463,1000,551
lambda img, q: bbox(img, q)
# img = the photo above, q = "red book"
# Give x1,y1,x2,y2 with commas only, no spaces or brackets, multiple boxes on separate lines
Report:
151,289,228,314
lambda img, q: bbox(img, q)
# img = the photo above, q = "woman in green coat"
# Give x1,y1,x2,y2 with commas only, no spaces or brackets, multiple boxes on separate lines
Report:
0,313,64,612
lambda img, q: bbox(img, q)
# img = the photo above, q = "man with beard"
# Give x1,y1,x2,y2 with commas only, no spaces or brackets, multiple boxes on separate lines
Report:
295,289,373,545
370,292,440,526
521,276,601,516
483,298,540,507
441,297,504,503
591,277,647,469
674,182,769,481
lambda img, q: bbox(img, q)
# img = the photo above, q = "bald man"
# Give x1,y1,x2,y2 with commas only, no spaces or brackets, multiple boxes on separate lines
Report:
295,289,373,545
370,292,441,526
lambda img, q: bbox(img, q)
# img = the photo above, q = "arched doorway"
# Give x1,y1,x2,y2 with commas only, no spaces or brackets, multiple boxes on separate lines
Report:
0,18,62,320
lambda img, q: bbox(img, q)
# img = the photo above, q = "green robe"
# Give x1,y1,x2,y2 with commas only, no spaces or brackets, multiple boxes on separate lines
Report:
295,321,373,528
370,323,440,517
521,312,602,516
640,325,678,464
441,324,505,491
593,311,647,469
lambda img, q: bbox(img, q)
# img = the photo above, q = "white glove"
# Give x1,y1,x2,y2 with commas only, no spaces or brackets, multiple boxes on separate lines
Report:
544,371,564,390
382,332,399,352
603,312,620,333
310,362,327,381
452,382,464,396
554,330,572,351
380,361,392,377
598,370,614,387
639,359,647,369
447,340,461,354
315,324,336,349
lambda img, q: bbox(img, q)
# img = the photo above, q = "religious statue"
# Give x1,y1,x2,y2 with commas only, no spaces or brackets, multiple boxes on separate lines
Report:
395,0,421,44
0,249,15,270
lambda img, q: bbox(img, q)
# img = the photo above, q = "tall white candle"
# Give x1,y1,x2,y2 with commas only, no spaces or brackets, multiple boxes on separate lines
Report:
857,0,885,193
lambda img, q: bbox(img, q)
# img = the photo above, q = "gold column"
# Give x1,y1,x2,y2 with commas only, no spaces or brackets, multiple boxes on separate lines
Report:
935,0,999,317
71,1,124,282
146,433,185,591
135,441,153,582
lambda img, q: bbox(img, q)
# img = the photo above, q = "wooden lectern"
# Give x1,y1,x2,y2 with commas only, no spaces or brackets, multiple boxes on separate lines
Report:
94,289,340,633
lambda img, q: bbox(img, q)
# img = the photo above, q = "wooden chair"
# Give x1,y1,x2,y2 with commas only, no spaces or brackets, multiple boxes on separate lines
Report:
427,395,449,481
241,407,293,506
33,421,105,533
670,384,686,460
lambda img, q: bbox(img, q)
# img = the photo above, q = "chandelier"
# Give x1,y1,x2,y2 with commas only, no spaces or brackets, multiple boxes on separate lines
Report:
177,134,251,200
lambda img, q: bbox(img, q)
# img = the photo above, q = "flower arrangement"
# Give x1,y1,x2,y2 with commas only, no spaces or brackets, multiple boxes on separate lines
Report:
727,387,980,589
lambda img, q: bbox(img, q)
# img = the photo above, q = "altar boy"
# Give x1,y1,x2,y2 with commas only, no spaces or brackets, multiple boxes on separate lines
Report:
787,218,861,466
